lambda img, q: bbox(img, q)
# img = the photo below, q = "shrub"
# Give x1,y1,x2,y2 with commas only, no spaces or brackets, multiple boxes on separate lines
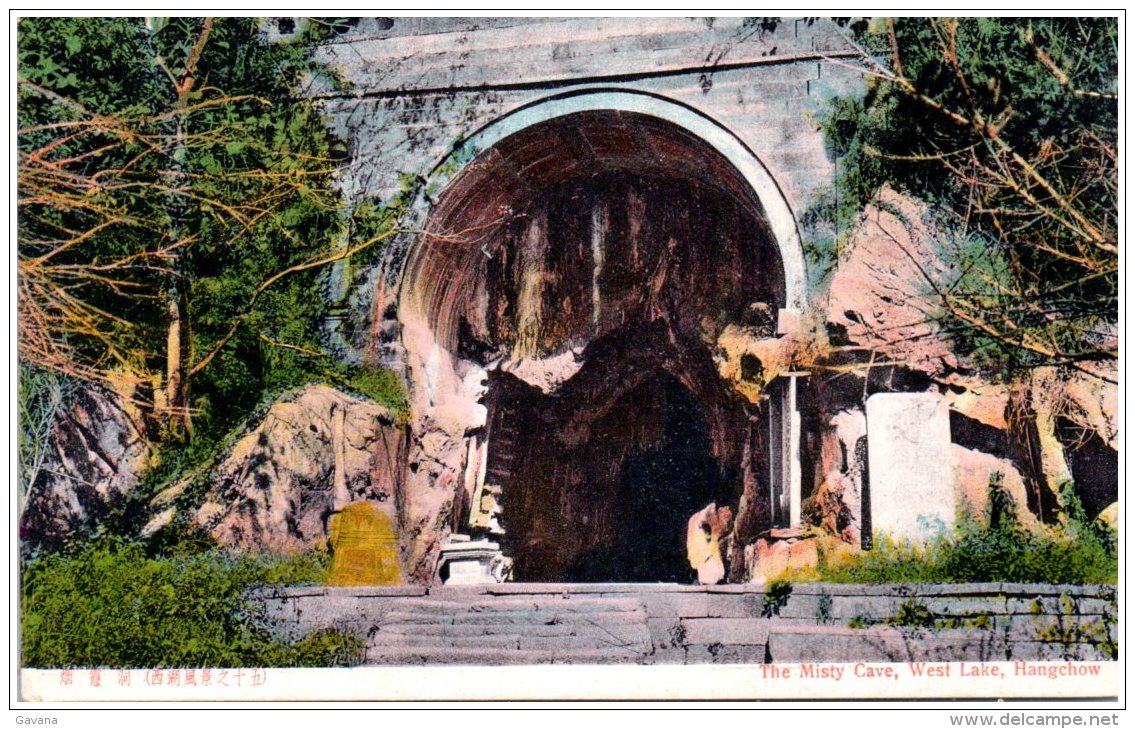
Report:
819,476,1116,585
20,538,359,668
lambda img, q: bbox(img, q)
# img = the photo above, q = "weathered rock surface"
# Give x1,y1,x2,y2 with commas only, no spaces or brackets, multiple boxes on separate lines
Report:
951,444,1039,530
20,382,152,551
823,189,1117,529
805,409,866,544
712,323,794,403
194,385,407,554
747,534,819,585
824,189,959,380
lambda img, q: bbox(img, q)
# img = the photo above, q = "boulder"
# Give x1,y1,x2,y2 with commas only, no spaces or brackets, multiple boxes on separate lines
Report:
711,323,794,403
194,385,407,553
20,380,152,551
686,503,733,585
803,471,858,544
805,409,866,544
951,444,1039,530
1096,503,1118,532
747,535,819,585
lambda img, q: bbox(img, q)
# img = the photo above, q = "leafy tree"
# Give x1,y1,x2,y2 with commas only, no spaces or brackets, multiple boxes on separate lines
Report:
17,17,403,444
817,18,1117,378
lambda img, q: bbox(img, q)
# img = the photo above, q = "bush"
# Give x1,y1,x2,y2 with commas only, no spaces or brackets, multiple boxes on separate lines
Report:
820,477,1116,585
20,539,361,668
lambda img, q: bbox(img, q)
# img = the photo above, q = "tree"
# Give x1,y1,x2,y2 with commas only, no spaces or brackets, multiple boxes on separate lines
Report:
18,17,401,441
818,17,1117,380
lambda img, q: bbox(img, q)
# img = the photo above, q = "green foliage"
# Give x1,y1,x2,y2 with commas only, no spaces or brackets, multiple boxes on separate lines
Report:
1033,592,1118,660
761,579,793,617
889,597,935,628
286,630,365,668
814,18,1118,373
17,364,80,505
820,476,1116,585
18,17,401,438
20,538,357,668
814,590,834,625
340,367,410,422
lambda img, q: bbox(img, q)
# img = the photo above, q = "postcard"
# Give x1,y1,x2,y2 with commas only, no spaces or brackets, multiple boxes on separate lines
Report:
14,15,1121,706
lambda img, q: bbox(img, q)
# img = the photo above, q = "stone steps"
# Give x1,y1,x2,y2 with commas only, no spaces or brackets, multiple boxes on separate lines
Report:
362,645,650,665
382,610,649,627
369,628,652,650
376,617,653,640
363,593,653,664
379,596,645,615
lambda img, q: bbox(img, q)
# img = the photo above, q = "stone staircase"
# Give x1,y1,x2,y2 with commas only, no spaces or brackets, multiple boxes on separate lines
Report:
364,592,653,665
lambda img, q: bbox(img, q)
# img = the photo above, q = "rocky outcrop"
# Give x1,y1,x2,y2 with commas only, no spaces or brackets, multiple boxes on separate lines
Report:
194,385,407,554
20,381,152,551
824,189,960,380
746,529,820,585
804,409,866,545
712,321,795,404
821,189,1117,530
951,445,1038,530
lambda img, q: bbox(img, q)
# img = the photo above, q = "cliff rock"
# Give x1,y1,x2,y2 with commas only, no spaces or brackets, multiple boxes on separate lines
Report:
194,385,407,553
20,382,151,551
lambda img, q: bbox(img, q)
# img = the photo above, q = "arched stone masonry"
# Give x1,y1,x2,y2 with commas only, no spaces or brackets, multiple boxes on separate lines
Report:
395,91,808,582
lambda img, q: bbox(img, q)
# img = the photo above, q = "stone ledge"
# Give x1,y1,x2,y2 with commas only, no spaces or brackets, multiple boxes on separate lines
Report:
787,582,1116,599
259,585,429,599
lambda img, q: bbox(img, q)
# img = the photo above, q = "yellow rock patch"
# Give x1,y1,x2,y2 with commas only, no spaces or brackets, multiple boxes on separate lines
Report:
327,502,403,586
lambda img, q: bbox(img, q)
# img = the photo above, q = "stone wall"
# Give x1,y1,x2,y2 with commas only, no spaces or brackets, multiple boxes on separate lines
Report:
312,17,865,366
253,582,1118,664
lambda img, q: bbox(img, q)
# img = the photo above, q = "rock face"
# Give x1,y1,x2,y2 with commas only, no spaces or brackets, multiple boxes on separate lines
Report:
20,382,152,551
746,532,819,585
951,445,1038,530
824,189,960,380
194,385,407,554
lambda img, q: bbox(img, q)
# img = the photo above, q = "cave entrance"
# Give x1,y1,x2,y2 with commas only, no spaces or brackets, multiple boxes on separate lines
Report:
484,352,734,582
401,106,804,583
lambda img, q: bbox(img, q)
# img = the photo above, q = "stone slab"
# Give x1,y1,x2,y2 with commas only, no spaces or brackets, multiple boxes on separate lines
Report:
635,592,711,618
684,643,767,665
767,625,913,662
682,618,771,646
867,393,956,542
1006,596,1116,615
646,617,685,651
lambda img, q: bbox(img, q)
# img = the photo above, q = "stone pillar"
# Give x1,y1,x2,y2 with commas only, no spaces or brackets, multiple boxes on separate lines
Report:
787,374,802,528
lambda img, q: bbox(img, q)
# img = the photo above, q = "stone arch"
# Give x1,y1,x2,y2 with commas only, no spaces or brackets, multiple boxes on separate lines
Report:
395,89,805,582
407,88,806,317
